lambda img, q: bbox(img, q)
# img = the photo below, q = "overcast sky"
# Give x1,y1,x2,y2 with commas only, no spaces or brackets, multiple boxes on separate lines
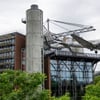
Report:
0,0,100,40
0,0,100,70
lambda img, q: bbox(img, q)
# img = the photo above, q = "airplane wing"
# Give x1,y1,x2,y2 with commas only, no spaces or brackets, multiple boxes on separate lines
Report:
71,34,95,50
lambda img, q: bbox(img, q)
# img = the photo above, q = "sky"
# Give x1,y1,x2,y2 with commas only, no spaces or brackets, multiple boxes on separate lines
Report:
0,0,100,70
0,0,100,40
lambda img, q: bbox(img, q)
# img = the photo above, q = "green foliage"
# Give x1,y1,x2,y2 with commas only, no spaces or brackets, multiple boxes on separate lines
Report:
0,70,47,100
94,76,100,84
51,93,70,100
0,70,70,100
83,75,100,100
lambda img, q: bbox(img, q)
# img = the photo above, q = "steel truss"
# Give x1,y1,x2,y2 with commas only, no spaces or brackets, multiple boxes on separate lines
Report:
50,58,97,100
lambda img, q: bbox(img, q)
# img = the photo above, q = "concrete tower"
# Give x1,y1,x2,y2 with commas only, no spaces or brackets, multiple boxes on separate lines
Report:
26,5,43,73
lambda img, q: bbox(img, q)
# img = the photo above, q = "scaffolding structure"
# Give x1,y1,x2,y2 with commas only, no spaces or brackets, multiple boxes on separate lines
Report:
44,50,100,100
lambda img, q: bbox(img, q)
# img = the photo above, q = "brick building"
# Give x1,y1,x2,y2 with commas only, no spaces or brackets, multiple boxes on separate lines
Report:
0,32,25,71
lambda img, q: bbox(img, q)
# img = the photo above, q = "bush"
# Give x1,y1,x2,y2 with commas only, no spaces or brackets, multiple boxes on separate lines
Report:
0,70,70,100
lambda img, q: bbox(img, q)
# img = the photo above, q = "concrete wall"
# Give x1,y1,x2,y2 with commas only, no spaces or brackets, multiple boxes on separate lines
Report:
26,5,43,73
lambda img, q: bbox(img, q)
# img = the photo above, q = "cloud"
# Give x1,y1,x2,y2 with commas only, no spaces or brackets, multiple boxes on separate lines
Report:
0,0,100,36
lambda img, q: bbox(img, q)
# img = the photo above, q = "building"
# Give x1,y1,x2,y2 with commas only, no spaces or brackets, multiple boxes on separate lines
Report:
0,32,25,71
0,4,100,100
21,48,26,70
44,50,100,99
0,32,100,100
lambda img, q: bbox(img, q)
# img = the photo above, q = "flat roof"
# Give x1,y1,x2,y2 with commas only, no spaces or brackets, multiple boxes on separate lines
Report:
0,32,25,41
45,50,100,62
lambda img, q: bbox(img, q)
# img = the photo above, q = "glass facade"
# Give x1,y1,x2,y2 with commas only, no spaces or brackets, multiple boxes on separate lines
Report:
50,60,93,96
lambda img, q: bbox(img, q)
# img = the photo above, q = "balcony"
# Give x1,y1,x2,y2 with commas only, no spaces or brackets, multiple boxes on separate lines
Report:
0,62,13,66
0,48,12,53
0,34,15,41
0,55,14,60
0,41,15,47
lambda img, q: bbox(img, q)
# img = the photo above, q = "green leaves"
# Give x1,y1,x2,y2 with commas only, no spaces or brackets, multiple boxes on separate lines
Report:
0,70,46,100
83,75,100,100
50,93,70,100
0,70,70,100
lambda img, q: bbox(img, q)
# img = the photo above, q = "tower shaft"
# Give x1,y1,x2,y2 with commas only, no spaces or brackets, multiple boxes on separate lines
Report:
26,5,43,73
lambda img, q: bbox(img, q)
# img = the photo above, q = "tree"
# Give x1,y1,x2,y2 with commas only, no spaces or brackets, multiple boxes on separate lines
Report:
83,76,100,100
0,70,49,100
0,70,70,100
